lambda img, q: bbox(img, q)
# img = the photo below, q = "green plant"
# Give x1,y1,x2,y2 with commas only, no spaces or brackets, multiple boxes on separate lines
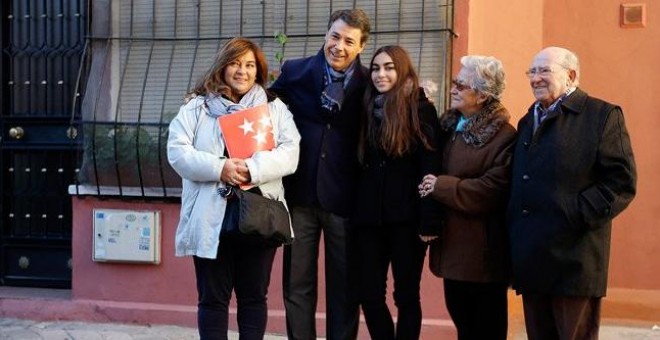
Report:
80,111,180,187
87,124,158,166
274,31,288,66
270,31,288,83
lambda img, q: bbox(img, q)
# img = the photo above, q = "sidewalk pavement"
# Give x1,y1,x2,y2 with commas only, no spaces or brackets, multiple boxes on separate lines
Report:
1,317,659,340
0,317,284,340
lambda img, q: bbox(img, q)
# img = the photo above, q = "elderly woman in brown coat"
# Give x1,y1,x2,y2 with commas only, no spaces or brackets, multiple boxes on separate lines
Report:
418,55,516,340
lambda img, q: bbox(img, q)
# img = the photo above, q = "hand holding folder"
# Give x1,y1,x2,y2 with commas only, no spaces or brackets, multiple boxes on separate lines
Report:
217,104,274,158
217,104,274,189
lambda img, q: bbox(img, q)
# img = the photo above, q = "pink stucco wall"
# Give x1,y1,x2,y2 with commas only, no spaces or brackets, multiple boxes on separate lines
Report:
72,197,197,305
460,0,660,323
461,0,660,293
70,196,456,337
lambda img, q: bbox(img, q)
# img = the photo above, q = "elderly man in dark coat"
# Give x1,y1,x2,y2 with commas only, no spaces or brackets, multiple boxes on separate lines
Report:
507,46,636,340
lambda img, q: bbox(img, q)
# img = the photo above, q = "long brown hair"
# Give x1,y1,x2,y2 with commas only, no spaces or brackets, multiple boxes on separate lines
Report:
188,37,269,101
359,45,432,161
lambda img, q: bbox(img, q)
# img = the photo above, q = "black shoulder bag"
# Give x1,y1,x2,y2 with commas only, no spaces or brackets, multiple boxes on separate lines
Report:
220,186,293,246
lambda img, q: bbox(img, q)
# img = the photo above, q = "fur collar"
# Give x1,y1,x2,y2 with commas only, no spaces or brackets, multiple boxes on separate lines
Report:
440,100,511,148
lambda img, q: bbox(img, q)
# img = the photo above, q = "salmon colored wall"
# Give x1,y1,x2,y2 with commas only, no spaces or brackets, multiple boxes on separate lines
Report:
455,0,544,120
71,197,197,304
541,0,660,290
461,0,660,290
451,0,469,73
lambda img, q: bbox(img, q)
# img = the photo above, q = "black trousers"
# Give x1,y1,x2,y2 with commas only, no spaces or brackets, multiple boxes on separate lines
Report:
357,222,427,340
522,294,601,340
443,279,509,340
193,233,277,340
283,205,360,340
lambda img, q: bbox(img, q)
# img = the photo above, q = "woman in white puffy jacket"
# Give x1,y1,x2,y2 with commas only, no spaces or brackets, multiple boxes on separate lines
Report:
167,37,300,340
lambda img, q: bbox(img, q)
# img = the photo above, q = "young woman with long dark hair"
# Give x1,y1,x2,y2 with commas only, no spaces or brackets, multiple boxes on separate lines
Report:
354,45,442,340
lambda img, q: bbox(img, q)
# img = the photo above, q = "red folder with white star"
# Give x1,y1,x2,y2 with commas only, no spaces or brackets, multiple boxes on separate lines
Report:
217,104,275,159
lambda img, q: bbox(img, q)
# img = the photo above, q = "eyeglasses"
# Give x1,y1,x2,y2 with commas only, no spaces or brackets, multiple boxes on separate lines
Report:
525,65,568,78
451,79,472,92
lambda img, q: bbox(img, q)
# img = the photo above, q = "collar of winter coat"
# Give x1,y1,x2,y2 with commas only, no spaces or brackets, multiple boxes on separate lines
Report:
557,87,588,114
522,87,589,127
440,100,511,148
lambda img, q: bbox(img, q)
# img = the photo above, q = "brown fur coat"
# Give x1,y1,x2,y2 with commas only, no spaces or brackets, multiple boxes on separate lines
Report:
439,100,511,148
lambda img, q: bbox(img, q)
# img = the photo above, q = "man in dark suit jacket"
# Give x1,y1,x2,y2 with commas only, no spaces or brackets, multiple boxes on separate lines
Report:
508,46,637,340
270,8,371,340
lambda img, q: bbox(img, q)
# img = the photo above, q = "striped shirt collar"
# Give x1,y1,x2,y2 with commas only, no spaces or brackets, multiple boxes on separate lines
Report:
534,87,576,129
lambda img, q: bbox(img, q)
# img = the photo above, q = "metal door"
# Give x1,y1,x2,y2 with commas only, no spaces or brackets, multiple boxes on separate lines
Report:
0,0,86,288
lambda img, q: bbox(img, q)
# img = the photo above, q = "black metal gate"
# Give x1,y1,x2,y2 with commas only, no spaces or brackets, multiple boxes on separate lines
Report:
0,0,86,288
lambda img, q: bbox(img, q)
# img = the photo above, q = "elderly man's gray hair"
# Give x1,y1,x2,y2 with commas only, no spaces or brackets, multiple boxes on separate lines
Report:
543,46,580,87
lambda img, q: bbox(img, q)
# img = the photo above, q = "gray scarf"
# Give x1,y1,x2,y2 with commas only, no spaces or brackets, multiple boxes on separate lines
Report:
206,85,268,118
320,62,355,114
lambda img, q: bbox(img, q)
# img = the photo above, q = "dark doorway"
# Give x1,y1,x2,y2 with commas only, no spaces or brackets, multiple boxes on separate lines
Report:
0,0,87,288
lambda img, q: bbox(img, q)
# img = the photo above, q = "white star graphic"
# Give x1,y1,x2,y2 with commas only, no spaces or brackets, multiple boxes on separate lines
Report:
252,131,267,145
238,118,254,135
259,115,272,128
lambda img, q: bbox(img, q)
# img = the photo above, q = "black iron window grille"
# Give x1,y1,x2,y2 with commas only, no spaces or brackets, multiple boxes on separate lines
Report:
72,0,454,198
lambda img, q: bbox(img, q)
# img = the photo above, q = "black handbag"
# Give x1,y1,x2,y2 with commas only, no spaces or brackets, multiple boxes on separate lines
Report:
220,186,293,246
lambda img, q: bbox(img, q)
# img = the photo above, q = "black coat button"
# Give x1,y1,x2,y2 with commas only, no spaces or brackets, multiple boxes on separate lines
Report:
522,209,530,216
523,174,530,181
